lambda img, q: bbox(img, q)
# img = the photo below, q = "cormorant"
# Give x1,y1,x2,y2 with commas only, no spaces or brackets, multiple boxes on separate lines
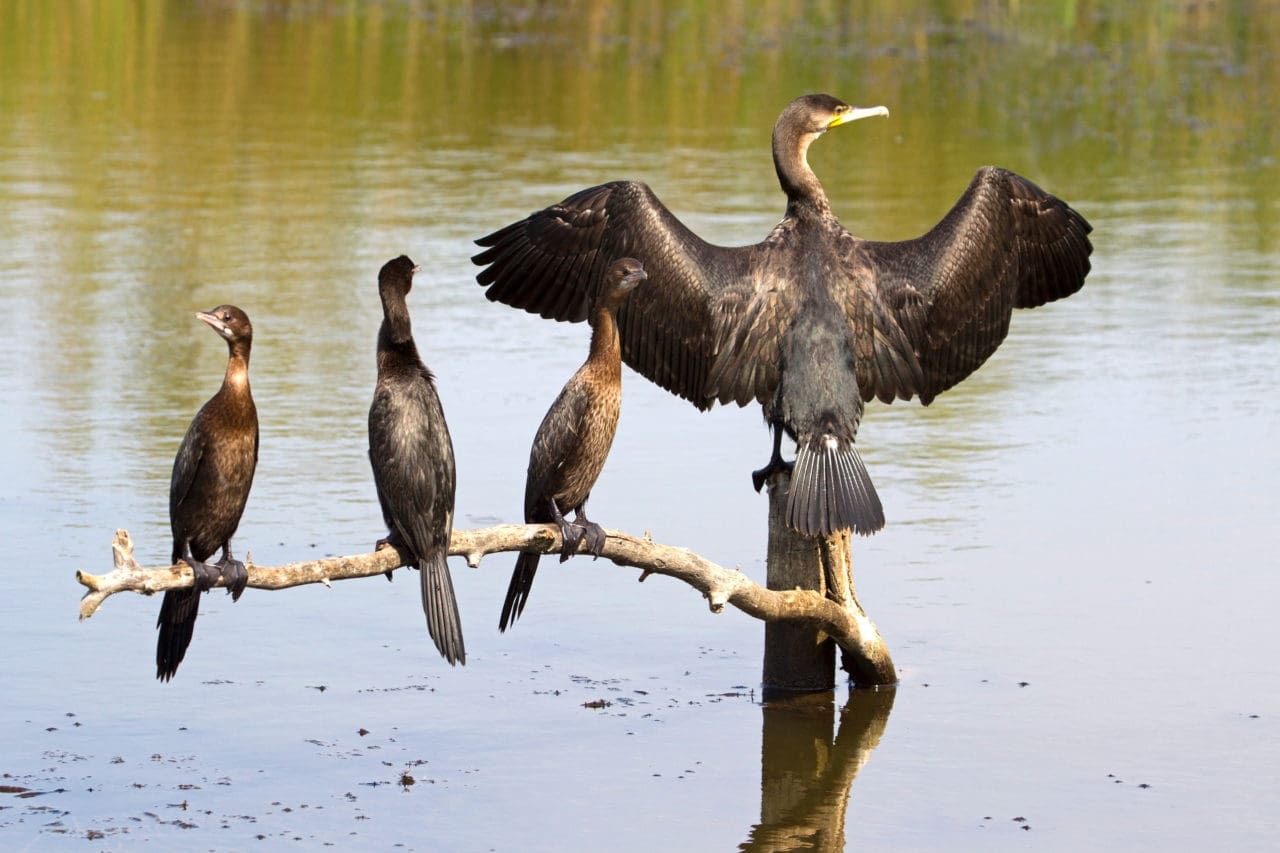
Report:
499,257,647,632
473,93,1092,538
368,255,465,666
157,305,258,682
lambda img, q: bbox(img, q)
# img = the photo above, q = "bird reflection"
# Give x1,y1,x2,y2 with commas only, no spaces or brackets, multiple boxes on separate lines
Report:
741,687,896,852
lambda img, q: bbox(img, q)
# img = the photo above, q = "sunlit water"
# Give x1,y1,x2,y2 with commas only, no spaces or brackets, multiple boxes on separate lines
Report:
1,3,1278,850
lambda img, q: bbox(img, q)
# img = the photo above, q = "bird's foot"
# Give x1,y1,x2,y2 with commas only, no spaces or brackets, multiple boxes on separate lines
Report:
184,558,220,593
581,521,607,559
375,533,404,580
752,457,794,492
557,520,585,563
216,556,249,602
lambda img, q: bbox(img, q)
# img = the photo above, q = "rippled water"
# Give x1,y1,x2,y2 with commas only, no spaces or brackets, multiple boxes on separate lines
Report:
2,3,1278,850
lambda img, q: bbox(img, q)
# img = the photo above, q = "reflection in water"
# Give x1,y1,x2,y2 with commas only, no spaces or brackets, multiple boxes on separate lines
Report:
743,688,896,852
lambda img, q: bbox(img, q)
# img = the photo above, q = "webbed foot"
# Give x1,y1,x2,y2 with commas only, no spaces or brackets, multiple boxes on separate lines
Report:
752,456,794,492
217,556,249,602
375,533,404,580
185,558,221,593
557,519,585,563
581,521,607,559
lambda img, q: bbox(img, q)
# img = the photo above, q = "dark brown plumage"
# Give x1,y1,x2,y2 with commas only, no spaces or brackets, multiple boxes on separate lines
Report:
157,305,258,682
473,93,1092,538
499,257,647,632
369,255,464,666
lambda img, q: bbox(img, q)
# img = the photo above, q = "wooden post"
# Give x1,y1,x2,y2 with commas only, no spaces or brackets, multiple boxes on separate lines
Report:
763,475,896,693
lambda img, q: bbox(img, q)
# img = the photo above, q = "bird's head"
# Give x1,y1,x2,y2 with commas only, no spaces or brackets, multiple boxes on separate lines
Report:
608,257,647,296
786,94,890,136
196,305,253,346
379,254,421,297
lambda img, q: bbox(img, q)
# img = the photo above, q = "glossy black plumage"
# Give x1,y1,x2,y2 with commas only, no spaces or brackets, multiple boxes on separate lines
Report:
157,305,258,682
368,255,464,666
499,258,647,631
474,93,1092,538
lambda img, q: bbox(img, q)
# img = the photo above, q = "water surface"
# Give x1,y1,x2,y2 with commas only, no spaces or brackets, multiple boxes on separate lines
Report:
1,2,1277,850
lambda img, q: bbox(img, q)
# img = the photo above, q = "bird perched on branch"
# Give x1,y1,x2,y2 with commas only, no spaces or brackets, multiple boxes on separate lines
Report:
473,93,1092,539
500,257,647,631
157,305,258,682
369,255,465,666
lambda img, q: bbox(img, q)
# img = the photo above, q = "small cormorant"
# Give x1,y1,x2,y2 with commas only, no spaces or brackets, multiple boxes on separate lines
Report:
473,94,1092,538
157,305,258,682
499,257,647,632
368,255,465,666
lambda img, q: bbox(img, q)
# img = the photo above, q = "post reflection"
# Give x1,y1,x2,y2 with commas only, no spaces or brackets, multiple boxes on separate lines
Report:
741,687,896,852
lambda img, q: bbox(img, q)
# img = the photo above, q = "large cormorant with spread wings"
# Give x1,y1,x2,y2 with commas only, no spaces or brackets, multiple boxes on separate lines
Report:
473,94,1092,538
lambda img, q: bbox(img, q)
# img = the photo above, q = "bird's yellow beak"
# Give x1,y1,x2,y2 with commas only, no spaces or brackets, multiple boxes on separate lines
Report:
829,105,890,128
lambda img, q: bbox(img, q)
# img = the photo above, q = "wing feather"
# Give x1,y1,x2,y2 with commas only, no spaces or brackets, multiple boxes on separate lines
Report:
851,166,1092,404
475,180,757,406
168,413,206,521
369,370,456,559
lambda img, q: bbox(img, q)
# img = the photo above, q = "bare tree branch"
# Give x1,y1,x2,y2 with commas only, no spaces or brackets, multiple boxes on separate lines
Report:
75,522,896,685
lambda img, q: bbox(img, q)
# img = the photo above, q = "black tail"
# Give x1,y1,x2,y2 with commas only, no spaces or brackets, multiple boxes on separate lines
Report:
156,589,200,682
499,551,540,632
786,435,884,537
420,552,466,666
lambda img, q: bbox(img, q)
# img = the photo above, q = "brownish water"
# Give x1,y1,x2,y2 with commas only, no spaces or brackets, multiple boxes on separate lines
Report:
2,2,1277,849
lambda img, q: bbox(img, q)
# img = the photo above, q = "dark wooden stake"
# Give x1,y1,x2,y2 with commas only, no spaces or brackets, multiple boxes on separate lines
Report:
763,475,896,693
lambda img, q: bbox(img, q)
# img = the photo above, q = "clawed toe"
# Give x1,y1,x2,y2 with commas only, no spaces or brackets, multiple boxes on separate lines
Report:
375,534,405,579
220,558,249,602
557,521,584,563
555,521,606,561
186,558,220,593
583,522,607,559
374,537,393,579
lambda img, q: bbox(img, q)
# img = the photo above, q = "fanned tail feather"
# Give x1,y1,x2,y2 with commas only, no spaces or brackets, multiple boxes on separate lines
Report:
786,436,884,537
420,553,466,666
499,551,541,632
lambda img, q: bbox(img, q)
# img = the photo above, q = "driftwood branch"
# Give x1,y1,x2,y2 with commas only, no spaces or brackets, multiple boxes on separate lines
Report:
75,522,895,684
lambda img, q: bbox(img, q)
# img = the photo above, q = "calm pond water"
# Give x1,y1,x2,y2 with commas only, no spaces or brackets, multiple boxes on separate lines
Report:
2,2,1278,850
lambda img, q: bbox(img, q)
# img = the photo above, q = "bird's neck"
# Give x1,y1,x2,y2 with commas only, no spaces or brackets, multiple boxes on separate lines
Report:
588,303,622,372
774,128,831,219
221,350,252,398
379,296,413,346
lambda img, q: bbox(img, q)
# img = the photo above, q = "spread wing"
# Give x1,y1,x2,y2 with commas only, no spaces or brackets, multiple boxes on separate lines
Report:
701,256,802,409
850,166,1093,405
473,181,760,409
